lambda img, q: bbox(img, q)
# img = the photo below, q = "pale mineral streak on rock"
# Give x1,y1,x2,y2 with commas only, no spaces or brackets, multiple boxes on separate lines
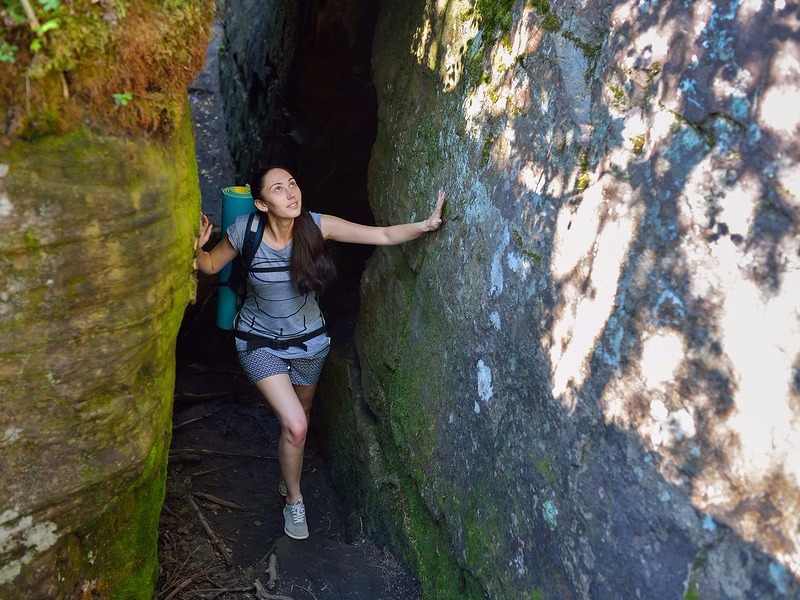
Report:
0,509,59,585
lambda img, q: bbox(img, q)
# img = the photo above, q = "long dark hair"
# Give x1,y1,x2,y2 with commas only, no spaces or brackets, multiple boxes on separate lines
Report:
249,166,336,294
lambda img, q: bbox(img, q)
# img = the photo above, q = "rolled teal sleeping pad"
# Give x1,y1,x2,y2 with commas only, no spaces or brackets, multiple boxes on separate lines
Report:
216,185,254,329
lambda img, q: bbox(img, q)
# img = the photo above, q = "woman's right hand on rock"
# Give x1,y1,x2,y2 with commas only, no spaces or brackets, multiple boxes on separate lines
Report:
196,212,213,250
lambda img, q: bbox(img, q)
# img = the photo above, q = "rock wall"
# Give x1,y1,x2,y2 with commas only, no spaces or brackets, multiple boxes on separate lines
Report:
218,0,300,181
0,1,211,596
0,118,200,598
318,0,800,598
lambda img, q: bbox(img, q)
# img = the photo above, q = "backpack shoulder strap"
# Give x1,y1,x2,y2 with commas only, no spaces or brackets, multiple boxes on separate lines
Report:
240,211,266,271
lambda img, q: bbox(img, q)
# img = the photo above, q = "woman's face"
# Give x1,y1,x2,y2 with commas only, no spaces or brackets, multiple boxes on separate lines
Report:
257,168,302,218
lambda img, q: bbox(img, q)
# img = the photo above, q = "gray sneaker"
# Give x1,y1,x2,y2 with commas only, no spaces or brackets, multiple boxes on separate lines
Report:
278,479,287,497
283,500,309,540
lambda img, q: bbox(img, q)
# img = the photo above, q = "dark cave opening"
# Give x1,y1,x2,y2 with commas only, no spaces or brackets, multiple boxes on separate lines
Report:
250,0,382,329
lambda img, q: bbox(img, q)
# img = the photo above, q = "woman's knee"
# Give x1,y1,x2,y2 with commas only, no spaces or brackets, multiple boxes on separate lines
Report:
281,416,308,445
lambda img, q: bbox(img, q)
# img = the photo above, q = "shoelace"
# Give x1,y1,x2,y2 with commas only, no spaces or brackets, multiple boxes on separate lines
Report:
290,501,306,524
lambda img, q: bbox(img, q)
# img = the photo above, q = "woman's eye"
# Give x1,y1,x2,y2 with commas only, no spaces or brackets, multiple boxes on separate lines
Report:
274,186,282,192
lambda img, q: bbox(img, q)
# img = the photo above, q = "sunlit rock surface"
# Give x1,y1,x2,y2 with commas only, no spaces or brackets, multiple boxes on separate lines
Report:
341,0,799,598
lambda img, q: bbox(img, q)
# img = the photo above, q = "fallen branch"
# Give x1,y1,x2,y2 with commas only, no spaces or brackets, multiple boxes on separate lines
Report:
161,564,220,600
171,448,278,460
174,409,221,430
174,391,234,403
163,575,194,600
191,466,225,478
188,496,233,566
292,583,317,600
254,578,294,600
266,553,278,589
169,451,203,464
192,491,248,511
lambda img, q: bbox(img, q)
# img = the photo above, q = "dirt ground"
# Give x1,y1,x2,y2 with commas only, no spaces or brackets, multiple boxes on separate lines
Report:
153,21,421,600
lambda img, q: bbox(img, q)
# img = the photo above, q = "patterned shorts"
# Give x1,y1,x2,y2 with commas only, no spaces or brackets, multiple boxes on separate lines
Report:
237,345,330,386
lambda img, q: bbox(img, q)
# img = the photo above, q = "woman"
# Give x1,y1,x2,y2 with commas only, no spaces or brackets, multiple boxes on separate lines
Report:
195,166,445,540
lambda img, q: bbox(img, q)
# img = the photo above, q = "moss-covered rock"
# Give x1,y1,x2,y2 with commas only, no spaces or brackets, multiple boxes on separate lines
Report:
0,0,213,138
0,110,199,596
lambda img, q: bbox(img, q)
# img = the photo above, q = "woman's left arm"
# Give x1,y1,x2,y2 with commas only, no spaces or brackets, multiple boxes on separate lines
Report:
321,190,445,245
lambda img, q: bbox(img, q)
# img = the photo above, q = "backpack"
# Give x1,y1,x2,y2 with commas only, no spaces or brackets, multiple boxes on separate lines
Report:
225,210,267,310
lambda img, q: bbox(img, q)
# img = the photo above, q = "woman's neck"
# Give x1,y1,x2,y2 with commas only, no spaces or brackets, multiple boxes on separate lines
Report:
264,213,294,250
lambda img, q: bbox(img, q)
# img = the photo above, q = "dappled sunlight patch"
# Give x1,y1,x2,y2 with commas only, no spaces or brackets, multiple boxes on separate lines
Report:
640,331,685,389
720,272,800,483
549,177,640,401
759,78,800,139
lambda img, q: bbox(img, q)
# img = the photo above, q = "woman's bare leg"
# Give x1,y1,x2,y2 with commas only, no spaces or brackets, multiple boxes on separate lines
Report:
254,374,307,503
294,384,317,422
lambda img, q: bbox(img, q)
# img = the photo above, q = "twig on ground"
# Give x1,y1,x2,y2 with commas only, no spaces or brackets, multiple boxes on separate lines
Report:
223,407,234,435
164,575,195,600
171,448,278,460
254,578,294,600
266,553,278,589
193,491,248,511
174,409,222,430
161,502,179,519
169,451,203,464
257,540,278,567
162,564,221,600
174,391,234,403
293,582,318,600
185,586,253,595
191,466,225,478
188,496,234,566
159,545,202,597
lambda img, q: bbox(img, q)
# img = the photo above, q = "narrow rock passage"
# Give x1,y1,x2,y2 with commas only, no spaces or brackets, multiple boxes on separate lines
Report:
155,22,420,600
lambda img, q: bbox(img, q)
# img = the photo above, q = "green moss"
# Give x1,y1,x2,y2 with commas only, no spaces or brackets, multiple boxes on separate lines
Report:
541,13,563,32
482,133,497,166
562,30,603,83
684,578,699,600
475,0,515,36
609,83,626,108
631,134,645,155
528,0,551,15
395,469,484,599
462,0,515,87
23,230,40,252
317,355,483,598
537,458,557,485
512,228,542,263
418,122,443,174
81,430,170,597
578,148,589,172
464,38,487,85
576,148,591,191
1,0,213,138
